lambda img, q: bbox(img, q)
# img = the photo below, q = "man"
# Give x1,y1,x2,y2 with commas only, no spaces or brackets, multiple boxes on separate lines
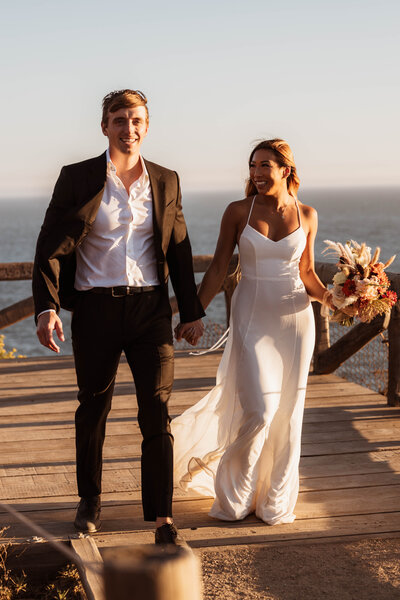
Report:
33,89,204,543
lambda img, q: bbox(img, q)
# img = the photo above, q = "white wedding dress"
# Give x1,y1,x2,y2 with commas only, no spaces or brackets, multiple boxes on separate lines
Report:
172,198,315,525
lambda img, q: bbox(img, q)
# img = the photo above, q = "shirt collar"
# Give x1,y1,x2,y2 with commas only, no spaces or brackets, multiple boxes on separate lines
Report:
106,148,149,187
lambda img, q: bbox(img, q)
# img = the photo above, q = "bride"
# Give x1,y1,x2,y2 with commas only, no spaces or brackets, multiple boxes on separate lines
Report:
173,139,333,525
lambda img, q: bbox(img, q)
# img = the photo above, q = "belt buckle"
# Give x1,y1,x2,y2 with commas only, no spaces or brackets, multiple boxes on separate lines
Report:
111,286,127,297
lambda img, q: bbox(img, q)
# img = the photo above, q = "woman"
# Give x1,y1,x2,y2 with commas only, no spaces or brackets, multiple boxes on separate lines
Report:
173,139,333,525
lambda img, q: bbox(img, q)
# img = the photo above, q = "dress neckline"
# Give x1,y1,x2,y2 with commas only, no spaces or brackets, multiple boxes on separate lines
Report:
246,223,303,244
244,195,303,243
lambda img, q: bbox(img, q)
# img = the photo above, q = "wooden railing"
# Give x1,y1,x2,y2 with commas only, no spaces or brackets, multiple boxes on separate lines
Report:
1,258,399,406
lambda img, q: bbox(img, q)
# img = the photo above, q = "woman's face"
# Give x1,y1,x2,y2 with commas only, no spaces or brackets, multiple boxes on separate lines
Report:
249,149,287,195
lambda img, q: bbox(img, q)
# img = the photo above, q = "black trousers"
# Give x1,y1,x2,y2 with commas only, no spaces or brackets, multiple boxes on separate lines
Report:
71,288,174,521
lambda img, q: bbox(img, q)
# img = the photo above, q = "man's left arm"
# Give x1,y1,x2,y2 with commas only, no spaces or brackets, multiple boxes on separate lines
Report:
166,172,205,331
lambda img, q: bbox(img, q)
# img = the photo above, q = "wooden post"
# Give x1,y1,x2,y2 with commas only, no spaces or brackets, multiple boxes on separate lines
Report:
311,301,330,372
102,545,203,600
387,301,400,406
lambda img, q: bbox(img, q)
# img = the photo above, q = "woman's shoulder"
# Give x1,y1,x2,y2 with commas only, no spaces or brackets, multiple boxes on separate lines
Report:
298,199,318,223
224,197,253,219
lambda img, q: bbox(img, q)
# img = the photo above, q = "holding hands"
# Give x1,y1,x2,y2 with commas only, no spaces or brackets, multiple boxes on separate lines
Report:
174,319,204,346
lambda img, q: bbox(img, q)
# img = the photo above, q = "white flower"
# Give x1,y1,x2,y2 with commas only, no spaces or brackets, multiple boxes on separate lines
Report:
333,271,347,285
346,240,371,267
332,286,358,309
357,247,372,268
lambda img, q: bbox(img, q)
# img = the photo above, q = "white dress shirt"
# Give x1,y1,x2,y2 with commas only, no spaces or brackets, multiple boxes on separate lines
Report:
75,149,159,290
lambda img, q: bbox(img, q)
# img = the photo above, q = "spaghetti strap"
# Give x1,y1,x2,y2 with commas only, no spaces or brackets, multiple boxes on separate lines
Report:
294,197,301,227
247,196,256,225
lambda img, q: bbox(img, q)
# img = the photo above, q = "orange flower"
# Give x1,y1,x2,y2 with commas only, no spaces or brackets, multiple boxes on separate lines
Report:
383,290,398,305
342,279,357,297
370,262,387,279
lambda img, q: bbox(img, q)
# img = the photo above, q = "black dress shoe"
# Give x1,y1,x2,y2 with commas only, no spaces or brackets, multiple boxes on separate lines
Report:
74,496,101,533
155,523,182,545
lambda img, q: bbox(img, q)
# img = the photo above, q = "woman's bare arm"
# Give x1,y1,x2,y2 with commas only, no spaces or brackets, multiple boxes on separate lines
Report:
198,202,242,310
299,206,331,303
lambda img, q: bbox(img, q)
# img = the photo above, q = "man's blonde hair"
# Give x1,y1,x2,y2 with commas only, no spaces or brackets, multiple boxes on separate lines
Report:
101,89,149,125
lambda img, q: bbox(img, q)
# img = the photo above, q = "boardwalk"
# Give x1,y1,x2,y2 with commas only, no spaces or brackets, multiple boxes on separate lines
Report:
1,352,400,570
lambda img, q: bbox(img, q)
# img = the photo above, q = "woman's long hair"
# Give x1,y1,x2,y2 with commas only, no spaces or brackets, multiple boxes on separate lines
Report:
245,138,300,198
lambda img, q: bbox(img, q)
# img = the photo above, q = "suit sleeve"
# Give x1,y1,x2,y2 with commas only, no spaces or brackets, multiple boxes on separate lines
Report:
166,173,206,323
32,166,74,321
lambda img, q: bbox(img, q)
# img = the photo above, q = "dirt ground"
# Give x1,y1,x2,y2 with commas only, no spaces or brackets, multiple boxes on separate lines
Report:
199,538,400,600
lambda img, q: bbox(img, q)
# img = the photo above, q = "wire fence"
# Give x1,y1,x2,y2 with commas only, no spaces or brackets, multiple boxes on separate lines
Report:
329,322,389,395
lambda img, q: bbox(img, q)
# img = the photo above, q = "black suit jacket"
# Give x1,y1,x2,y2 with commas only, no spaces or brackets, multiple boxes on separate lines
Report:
32,152,205,323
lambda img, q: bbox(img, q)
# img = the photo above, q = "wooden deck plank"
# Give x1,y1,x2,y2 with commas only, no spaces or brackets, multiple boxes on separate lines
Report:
2,416,400,444
2,471,400,503
70,537,105,600
1,435,399,463
3,479,400,525
0,384,381,406
2,418,400,450
3,496,400,546
2,449,400,482
2,405,399,427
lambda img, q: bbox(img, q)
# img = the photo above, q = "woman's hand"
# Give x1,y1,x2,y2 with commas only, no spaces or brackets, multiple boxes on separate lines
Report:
320,289,335,317
174,319,204,346
323,289,335,310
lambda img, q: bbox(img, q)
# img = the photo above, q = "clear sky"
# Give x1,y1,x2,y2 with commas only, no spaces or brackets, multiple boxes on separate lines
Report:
0,0,399,197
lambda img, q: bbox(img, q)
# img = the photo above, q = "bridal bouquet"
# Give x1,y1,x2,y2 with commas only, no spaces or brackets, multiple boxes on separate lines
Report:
322,240,397,326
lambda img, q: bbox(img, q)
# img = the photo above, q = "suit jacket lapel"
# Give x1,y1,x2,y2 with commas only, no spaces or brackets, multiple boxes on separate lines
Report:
77,152,107,224
145,159,165,242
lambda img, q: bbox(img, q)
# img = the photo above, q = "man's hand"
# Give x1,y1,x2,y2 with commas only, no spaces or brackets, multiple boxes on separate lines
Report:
36,311,65,353
174,319,204,346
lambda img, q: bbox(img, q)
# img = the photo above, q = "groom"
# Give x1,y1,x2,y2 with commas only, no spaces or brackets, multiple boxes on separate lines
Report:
33,89,204,543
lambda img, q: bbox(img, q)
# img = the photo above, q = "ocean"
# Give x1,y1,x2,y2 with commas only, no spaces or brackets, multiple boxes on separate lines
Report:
0,187,399,357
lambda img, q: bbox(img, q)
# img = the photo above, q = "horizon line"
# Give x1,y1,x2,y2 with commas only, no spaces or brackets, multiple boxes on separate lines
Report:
1,183,400,201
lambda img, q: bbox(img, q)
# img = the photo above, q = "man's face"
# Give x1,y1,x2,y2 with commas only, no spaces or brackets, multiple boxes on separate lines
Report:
101,105,149,155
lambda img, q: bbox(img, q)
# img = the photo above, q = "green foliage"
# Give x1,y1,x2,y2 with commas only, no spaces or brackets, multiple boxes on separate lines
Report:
0,335,25,359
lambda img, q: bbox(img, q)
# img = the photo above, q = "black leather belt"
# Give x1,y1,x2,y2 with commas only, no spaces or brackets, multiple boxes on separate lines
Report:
89,286,159,297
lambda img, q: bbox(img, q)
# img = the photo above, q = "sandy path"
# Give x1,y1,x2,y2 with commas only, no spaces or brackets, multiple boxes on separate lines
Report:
200,538,400,600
